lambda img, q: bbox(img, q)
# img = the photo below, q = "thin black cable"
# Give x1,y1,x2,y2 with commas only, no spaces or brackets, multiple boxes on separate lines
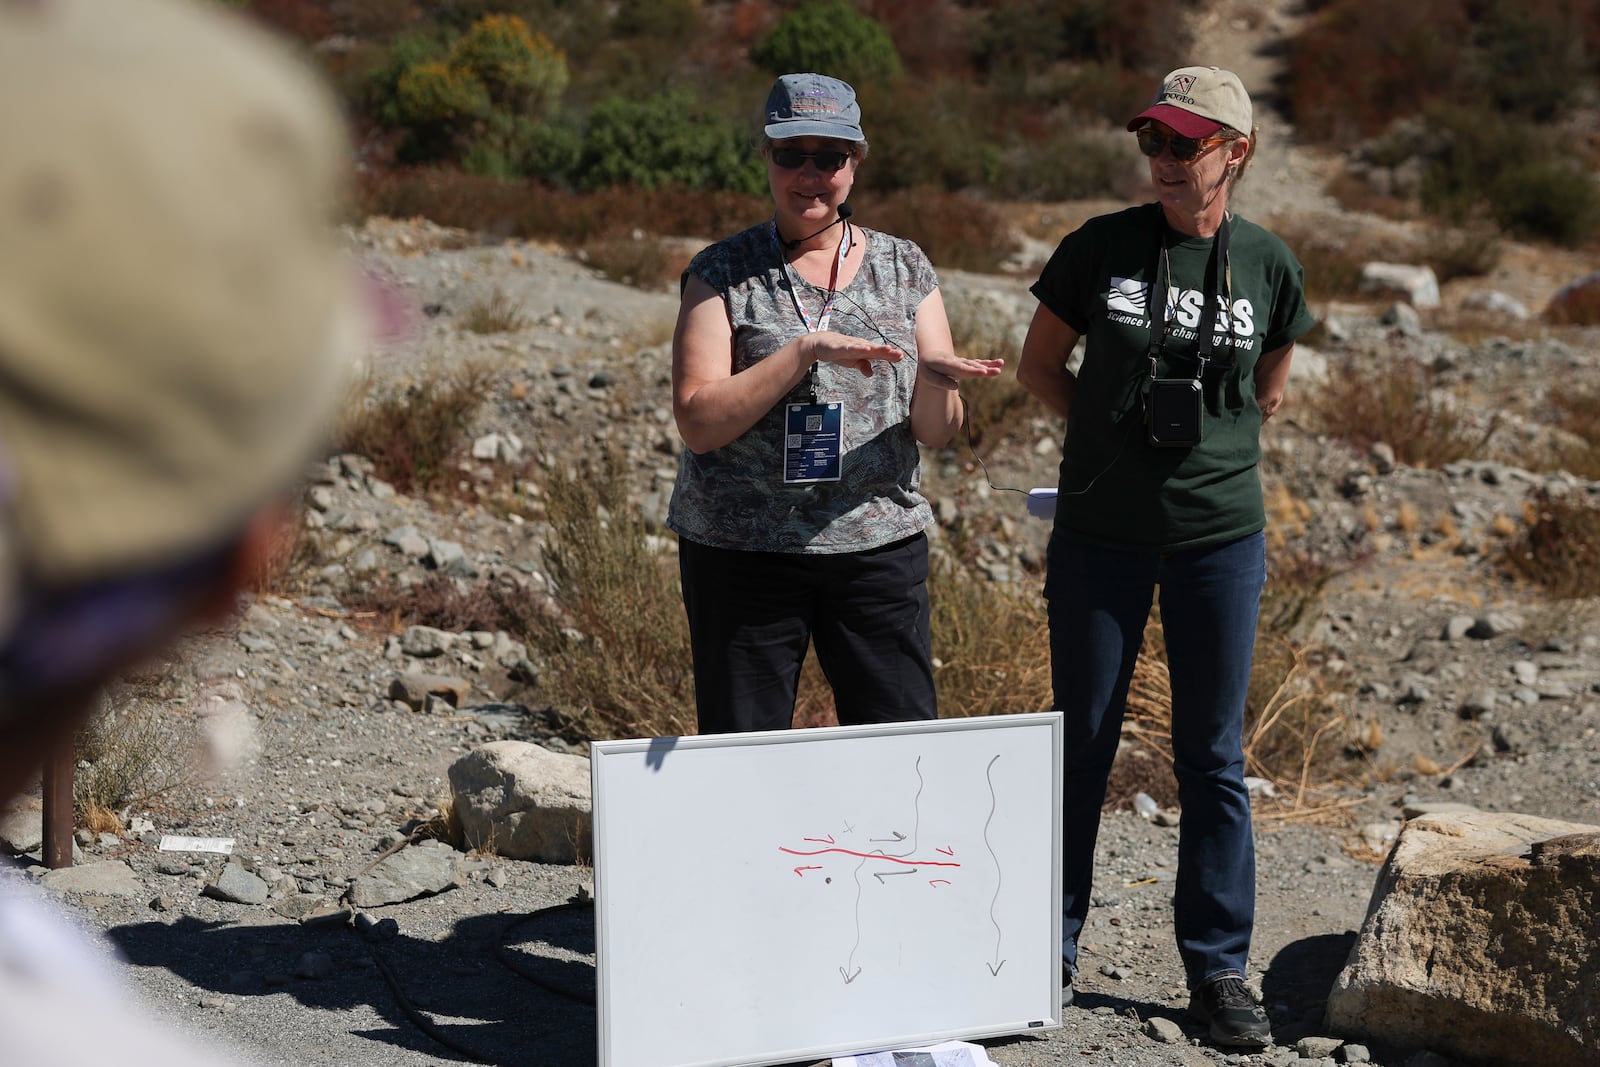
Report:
823,293,1131,503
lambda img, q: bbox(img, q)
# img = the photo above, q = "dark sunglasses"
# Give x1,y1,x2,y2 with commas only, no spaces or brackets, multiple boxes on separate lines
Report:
769,147,853,172
1136,127,1229,163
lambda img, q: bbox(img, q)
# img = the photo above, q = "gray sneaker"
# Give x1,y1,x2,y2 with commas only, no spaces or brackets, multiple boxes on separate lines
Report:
1188,976,1272,1048
1061,962,1074,1007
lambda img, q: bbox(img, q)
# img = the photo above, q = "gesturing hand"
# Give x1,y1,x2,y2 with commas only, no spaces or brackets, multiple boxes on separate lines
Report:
805,331,904,377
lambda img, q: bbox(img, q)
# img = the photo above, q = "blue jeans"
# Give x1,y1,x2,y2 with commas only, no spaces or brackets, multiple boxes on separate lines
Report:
1044,531,1264,990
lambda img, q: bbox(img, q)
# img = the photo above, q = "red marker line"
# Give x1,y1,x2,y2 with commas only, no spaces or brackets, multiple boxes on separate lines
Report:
779,846,961,868
929,879,952,887
793,865,823,877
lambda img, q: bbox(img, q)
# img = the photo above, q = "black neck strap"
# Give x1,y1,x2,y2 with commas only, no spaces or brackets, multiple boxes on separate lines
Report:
1147,210,1232,381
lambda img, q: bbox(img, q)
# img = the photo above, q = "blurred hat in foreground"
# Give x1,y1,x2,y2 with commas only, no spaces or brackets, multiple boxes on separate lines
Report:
0,0,363,585
1127,65,1253,139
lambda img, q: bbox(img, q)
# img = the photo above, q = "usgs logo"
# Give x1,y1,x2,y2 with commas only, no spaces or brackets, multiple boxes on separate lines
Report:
1108,278,1255,336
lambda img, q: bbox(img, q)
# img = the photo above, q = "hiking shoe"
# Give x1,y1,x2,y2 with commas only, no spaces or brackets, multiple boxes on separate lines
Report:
1061,963,1074,1008
1188,976,1272,1048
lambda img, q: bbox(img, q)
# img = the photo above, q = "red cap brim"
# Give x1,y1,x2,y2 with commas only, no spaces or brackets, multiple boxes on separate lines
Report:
1126,104,1223,139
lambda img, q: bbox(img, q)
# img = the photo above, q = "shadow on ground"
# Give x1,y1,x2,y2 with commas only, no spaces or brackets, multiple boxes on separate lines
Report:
109,901,598,1066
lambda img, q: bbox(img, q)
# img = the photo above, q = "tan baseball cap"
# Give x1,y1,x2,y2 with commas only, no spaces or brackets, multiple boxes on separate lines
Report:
1127,66,1253,139
0,0,363,585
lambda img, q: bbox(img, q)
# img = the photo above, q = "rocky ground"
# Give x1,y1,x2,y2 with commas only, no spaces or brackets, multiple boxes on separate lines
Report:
5,1,1600,1063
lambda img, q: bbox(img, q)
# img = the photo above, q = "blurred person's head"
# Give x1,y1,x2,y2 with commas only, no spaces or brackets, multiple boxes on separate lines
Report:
0,0,363,792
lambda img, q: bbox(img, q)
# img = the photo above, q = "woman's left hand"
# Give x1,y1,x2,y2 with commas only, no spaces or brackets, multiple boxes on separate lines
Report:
917,350,1005,389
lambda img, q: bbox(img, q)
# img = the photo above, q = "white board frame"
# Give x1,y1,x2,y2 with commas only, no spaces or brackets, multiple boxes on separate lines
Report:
591,712,1064,1067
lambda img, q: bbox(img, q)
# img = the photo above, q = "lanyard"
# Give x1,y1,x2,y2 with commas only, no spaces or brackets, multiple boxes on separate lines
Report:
1147,212,1232,381
773,220,852,334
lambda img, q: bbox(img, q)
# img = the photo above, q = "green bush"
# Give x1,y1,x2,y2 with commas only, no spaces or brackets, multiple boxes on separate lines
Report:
1489,159,1600,247
576,90,766,194
991,127,1129,201
751,0,901,85
856,80,999,193
371,14,570,174
611,0,699,41
448,13,568,116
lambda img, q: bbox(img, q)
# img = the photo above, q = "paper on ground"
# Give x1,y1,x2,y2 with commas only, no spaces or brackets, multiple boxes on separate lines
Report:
157,835,234,854
831,1039,998,1067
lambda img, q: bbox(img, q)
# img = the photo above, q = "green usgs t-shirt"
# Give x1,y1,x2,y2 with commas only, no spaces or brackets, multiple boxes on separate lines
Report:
1030,203,1315,552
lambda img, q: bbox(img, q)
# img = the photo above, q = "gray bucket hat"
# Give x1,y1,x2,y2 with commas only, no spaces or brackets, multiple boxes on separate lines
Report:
762,73,865,142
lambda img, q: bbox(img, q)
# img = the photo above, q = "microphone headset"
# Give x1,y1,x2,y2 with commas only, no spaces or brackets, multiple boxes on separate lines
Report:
781,202,853,251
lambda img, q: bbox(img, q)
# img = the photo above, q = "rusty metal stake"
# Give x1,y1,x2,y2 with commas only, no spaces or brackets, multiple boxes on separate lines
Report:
42,741,73,868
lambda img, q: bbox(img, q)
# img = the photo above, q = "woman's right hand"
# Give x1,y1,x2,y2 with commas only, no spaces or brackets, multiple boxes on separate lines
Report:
803,330,903,376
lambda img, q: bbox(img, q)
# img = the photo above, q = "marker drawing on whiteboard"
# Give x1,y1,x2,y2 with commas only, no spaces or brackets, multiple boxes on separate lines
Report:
979,751,1004,979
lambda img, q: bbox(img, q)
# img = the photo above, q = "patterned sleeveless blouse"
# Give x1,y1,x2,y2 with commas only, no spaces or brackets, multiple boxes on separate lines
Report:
667,222,939,554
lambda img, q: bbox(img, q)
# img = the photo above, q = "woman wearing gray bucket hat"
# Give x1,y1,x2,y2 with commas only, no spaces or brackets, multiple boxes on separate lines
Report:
1017,65,1315,1049
666,72,1003,735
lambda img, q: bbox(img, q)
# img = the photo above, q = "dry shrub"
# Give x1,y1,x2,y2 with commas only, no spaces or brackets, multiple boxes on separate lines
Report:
243,508,321,598
950,318,1043,451
357,169,765,245
928,561,1053,719
1547,389,1600,479
335,360,495,496
523,449,696,741
76,671,202,819
80,802,124,838
859,188,1021,274
1302,354,1499,468
1501,489,1600,598
1109,605,1347,815
344,572,537,635
580,233,689,290
461,286,527,333
790,555,1053,728
1285,0,1475,141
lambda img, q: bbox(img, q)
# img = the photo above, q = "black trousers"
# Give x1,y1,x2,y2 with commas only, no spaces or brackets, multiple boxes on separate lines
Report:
678,532,938,733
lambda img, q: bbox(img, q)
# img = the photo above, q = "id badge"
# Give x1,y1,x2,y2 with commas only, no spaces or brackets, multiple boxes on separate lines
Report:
783,402,842,483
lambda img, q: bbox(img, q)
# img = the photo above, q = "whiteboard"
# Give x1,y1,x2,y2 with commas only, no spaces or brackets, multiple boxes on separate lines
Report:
590,712,1064,1067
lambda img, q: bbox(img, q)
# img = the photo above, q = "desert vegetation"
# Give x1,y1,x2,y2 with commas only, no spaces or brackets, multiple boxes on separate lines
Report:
83,0,1589,827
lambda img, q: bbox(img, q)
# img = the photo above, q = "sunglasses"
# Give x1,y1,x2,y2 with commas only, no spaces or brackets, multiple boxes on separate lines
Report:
1136,127,1230,163
769,147,854,172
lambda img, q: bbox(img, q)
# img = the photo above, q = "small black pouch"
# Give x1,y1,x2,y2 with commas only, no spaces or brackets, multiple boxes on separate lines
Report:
1146,376,1203,447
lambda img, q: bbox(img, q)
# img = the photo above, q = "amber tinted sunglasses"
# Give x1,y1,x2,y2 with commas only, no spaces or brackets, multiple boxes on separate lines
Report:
1136,127,1230,163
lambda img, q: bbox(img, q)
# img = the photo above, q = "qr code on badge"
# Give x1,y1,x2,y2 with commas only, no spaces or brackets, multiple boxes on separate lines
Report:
786,434,802,448
805,414,824,432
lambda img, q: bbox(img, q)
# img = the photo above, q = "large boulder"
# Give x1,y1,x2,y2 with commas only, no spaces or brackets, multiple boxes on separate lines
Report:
1326,810,1600,1065
448,740,591,864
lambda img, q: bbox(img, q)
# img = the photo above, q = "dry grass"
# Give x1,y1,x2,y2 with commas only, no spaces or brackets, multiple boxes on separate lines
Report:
75,672,203,820
334,360,496,496
520,448,698,741
460,286,527,334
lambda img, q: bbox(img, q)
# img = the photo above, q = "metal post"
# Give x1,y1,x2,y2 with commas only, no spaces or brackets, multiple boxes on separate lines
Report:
42,742,73,868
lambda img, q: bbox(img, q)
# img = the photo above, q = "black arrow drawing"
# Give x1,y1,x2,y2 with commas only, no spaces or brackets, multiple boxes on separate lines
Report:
872,868,916,884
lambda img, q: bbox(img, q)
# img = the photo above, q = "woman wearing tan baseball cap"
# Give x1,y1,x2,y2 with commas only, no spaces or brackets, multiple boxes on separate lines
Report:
1018,65,1315,1051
